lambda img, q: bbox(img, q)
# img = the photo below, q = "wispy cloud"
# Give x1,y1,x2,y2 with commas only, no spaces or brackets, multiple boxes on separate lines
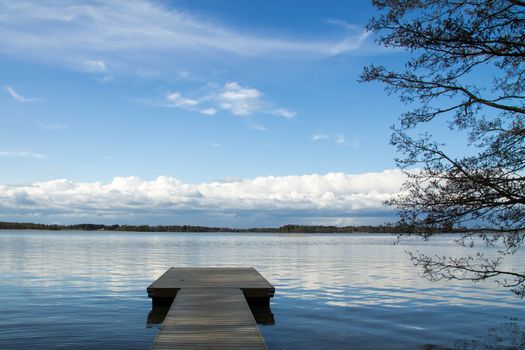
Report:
37,123,69,130
0,149,46,159
330,30,371,55
4,86,38,102
270,108,296,118
249,124,267,131
206,142,222,147
325,18,361,31
335,134,346,145
166,92,199,108
346,136,360,148
312,133,359,148
0,170,405,226
324,18,372,54
0,1,374,75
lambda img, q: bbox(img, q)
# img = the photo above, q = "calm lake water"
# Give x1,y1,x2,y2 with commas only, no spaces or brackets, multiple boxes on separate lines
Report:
0,231,524,349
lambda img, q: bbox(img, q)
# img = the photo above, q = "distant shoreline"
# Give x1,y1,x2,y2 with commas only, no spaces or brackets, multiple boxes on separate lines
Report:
0,221,460,234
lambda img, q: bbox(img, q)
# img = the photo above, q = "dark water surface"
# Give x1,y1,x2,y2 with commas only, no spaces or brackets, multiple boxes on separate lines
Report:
0,231,524,349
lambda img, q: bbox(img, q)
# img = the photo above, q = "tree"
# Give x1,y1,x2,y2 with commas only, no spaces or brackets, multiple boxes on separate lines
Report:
361,0,525,295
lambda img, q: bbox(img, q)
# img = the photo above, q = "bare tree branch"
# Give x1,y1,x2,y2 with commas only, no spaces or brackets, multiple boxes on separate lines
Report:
362,0,525,296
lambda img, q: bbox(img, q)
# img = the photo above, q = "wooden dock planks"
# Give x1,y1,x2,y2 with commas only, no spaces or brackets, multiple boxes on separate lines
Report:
148,267,274,350
151,288,267,350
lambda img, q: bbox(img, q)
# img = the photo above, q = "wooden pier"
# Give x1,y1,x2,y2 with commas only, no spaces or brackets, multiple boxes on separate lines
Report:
148,267,275,350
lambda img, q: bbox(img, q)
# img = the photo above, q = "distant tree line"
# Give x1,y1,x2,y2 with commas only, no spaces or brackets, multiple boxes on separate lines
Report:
0,221,462,234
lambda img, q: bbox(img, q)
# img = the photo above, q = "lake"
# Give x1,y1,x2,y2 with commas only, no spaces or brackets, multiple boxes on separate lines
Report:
0,231,523,349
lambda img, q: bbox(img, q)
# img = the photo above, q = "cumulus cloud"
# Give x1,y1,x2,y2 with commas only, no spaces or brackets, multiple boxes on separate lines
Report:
4,86,38,102
217,82,262,116
163,81,295,119
0,0,374,74
0,170,406,226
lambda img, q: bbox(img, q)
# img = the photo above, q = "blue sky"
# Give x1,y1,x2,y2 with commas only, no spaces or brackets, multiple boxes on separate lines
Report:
0,0,414,227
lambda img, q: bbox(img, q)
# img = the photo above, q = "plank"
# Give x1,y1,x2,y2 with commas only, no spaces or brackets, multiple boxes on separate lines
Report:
150,288,268,350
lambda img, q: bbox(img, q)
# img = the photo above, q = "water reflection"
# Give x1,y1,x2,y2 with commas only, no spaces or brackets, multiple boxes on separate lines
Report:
146,305,169,328
420,320,525,349
248,302,275,325
0,231,524,350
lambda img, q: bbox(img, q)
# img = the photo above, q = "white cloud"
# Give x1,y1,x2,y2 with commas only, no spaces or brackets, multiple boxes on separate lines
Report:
0,170,406,226
325,18,360,31
200,108,217,116
249,124,267,131
217,82,262,116
271,108,296,118
166,92,199,107
0,0,373,74
335,134,346,145
312,133,359,148
312,133,330,141
330,30,372,55
84,60,108,73
163,81,294,119
0,149,46,159
4,86,37,102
